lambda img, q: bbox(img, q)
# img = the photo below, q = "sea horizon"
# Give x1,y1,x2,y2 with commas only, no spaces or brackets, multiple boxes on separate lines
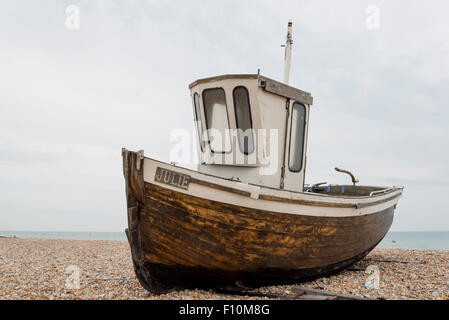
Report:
1,230,449,250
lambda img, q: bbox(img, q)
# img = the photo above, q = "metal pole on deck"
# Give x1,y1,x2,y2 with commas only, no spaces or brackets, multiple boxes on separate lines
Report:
283,20,293,85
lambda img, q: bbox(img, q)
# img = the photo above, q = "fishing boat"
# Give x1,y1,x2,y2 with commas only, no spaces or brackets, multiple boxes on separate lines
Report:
122,21,403,293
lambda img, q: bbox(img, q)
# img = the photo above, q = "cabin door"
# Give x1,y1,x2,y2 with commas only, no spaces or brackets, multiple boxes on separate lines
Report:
281,100,307,192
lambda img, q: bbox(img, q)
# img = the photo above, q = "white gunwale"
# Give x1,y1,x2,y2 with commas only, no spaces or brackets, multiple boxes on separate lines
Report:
143,156,403,218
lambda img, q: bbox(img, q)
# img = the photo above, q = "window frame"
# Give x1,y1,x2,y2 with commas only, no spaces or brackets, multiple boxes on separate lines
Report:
232,86,255,155
193,92,205,152
202,87,232,154
288,102,307,173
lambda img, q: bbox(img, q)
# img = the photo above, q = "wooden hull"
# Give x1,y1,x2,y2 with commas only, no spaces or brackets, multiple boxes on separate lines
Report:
122,150,400,293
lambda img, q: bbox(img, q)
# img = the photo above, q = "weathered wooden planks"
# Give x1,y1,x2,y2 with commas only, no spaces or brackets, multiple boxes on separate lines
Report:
123,150,395,293
138,182,393,272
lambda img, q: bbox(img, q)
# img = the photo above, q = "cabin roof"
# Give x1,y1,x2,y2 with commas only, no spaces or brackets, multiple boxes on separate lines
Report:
189,74,313,105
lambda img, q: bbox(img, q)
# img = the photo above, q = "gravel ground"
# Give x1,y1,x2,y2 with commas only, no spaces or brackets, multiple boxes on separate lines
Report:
0,238,447,300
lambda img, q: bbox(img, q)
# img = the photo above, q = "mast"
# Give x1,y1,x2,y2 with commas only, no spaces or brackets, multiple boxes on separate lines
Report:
283,20,293,85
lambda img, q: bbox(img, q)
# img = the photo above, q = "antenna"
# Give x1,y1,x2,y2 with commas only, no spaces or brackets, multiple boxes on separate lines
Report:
282,20,293,85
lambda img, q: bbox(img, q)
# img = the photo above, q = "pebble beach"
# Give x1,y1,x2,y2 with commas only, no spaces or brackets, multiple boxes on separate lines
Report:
0,238,447,300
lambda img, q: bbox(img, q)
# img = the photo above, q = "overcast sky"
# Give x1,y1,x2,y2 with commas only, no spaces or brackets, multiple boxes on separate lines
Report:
1,0,448,232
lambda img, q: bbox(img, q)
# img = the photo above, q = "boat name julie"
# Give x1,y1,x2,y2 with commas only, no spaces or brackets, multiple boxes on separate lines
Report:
154,167,191,190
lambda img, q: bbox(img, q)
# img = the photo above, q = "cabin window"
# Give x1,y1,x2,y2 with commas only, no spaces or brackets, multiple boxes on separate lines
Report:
193,93,205,152
233,86,255,154
202,88,232,153
288,102,306,172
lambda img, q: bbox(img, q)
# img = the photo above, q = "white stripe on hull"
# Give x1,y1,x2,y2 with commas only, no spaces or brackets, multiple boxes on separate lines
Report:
143,158,402,218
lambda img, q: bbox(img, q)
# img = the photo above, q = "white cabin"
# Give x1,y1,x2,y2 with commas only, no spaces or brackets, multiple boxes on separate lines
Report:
189,74,313,192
